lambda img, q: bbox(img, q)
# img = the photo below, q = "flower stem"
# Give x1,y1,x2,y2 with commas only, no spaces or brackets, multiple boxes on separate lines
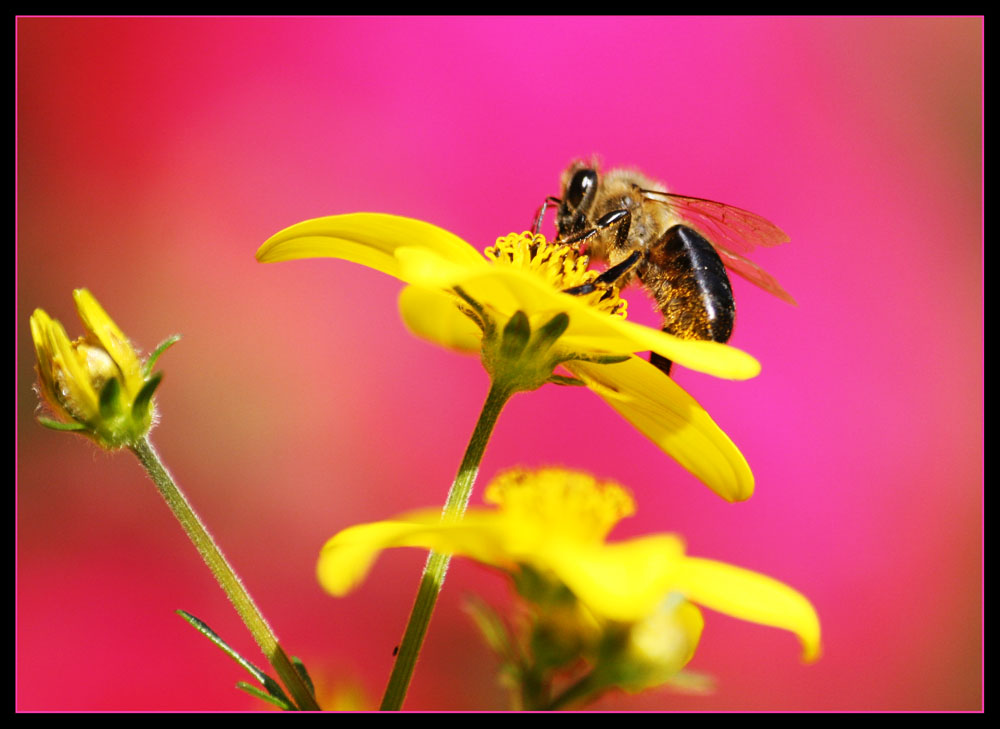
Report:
380,381,514,710
129,437,320,711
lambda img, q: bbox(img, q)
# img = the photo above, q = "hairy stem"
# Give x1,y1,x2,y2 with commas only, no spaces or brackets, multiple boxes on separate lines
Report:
130,437,319,711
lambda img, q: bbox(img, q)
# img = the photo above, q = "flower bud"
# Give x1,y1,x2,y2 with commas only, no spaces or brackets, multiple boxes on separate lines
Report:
29,289,174,449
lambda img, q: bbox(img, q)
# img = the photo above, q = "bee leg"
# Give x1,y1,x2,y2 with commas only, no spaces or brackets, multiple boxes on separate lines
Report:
559,209,632,248
532,196,562,234
649,350,674,376
562,249,643,296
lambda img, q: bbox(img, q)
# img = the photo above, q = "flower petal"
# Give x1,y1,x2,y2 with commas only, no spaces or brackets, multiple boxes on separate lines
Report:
565,357,754,502
29,309,59,404
622,597,705,689
394,246,759,380
398,285,482,354
45,314,101,418
672,557,822,662
546,535,688,622
256,213,487,282
316,511,522,597
612,320,761,381
73,289,144,396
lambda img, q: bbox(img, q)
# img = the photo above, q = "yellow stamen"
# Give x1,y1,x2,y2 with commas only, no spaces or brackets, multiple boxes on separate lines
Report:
485,467,635,544
484,233,627,319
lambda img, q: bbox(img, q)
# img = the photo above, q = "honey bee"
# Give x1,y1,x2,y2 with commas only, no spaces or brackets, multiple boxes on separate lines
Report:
536,160,795,375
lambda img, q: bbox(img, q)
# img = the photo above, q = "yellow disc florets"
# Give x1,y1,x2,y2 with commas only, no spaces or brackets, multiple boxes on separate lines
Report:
484,467,636,545
484,233,627,319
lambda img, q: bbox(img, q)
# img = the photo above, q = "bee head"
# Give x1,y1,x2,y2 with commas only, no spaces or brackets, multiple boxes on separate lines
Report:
557,163,599,237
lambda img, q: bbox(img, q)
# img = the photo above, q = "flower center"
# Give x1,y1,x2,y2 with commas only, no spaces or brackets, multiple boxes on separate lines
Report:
49,340,118,420
484,233,627,319
485,468,635,544
74,339,119,392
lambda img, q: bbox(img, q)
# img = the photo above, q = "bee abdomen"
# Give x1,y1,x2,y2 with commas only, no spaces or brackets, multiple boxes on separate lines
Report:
648,224,735,344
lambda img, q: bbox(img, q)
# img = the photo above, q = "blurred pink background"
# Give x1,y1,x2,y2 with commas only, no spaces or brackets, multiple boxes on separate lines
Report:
16,17,981,711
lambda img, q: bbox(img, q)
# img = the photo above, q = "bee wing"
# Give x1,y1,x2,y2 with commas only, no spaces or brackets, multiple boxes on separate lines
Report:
713,246,797,305
640,189,790,253
640,189,796,305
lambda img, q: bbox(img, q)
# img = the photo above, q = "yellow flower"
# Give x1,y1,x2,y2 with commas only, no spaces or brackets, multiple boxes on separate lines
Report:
317,468,822,667
29,289,175,449
257,214,760,501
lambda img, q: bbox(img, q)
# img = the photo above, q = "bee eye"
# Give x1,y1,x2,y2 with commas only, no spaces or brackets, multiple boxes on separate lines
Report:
566,169,597,209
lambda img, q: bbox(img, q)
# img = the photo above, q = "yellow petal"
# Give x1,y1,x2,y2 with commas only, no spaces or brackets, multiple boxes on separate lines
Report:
29,309,59,401
396,246,560,324
397,285,482,354
566,357,754,502
546,535,687,622
624,597,705,688
316,511,521,597
395,246,759,380
73,289,144,395
672,557,822,662
45,314,101,419
256,213,487,283
612,319,760,381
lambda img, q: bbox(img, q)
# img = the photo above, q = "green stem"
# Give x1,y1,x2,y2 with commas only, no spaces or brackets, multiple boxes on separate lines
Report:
379,380,514,710
130,437,320,711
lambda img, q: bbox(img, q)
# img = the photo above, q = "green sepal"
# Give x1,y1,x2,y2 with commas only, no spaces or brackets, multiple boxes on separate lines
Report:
529,312,570,353
176,610,294,710
132,372,163,421
98,377,122,420
454,286,495,340
291,656,315,697
463,594,516,664
143,334,181,376
500,310,531,359
547,375,586,387
236,681,294,710
457,304,487,333
37,416,88,432
567,353,631,365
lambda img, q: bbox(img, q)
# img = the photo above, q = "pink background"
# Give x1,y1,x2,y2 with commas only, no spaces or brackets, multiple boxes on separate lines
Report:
17,17,982,711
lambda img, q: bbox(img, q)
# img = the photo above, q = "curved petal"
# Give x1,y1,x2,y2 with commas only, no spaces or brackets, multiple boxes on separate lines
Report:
623,597,704,689
395,246,759,380
398,285,482,354
316,512,523,597
46,315,100,419
29,309,59,404
256,213,487,283
566,357,754,502
673,557,822,662
73,289,144,396
546,535,687,622
611,319,760,381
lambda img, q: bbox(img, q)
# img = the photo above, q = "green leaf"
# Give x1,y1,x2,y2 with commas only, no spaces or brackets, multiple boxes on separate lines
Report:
143,334,181,376
236,682,294,710
176,610,294,709
291,657,315,697
547,374,586,387
132,372,163,420
98,377,122,420
37,416,88,432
